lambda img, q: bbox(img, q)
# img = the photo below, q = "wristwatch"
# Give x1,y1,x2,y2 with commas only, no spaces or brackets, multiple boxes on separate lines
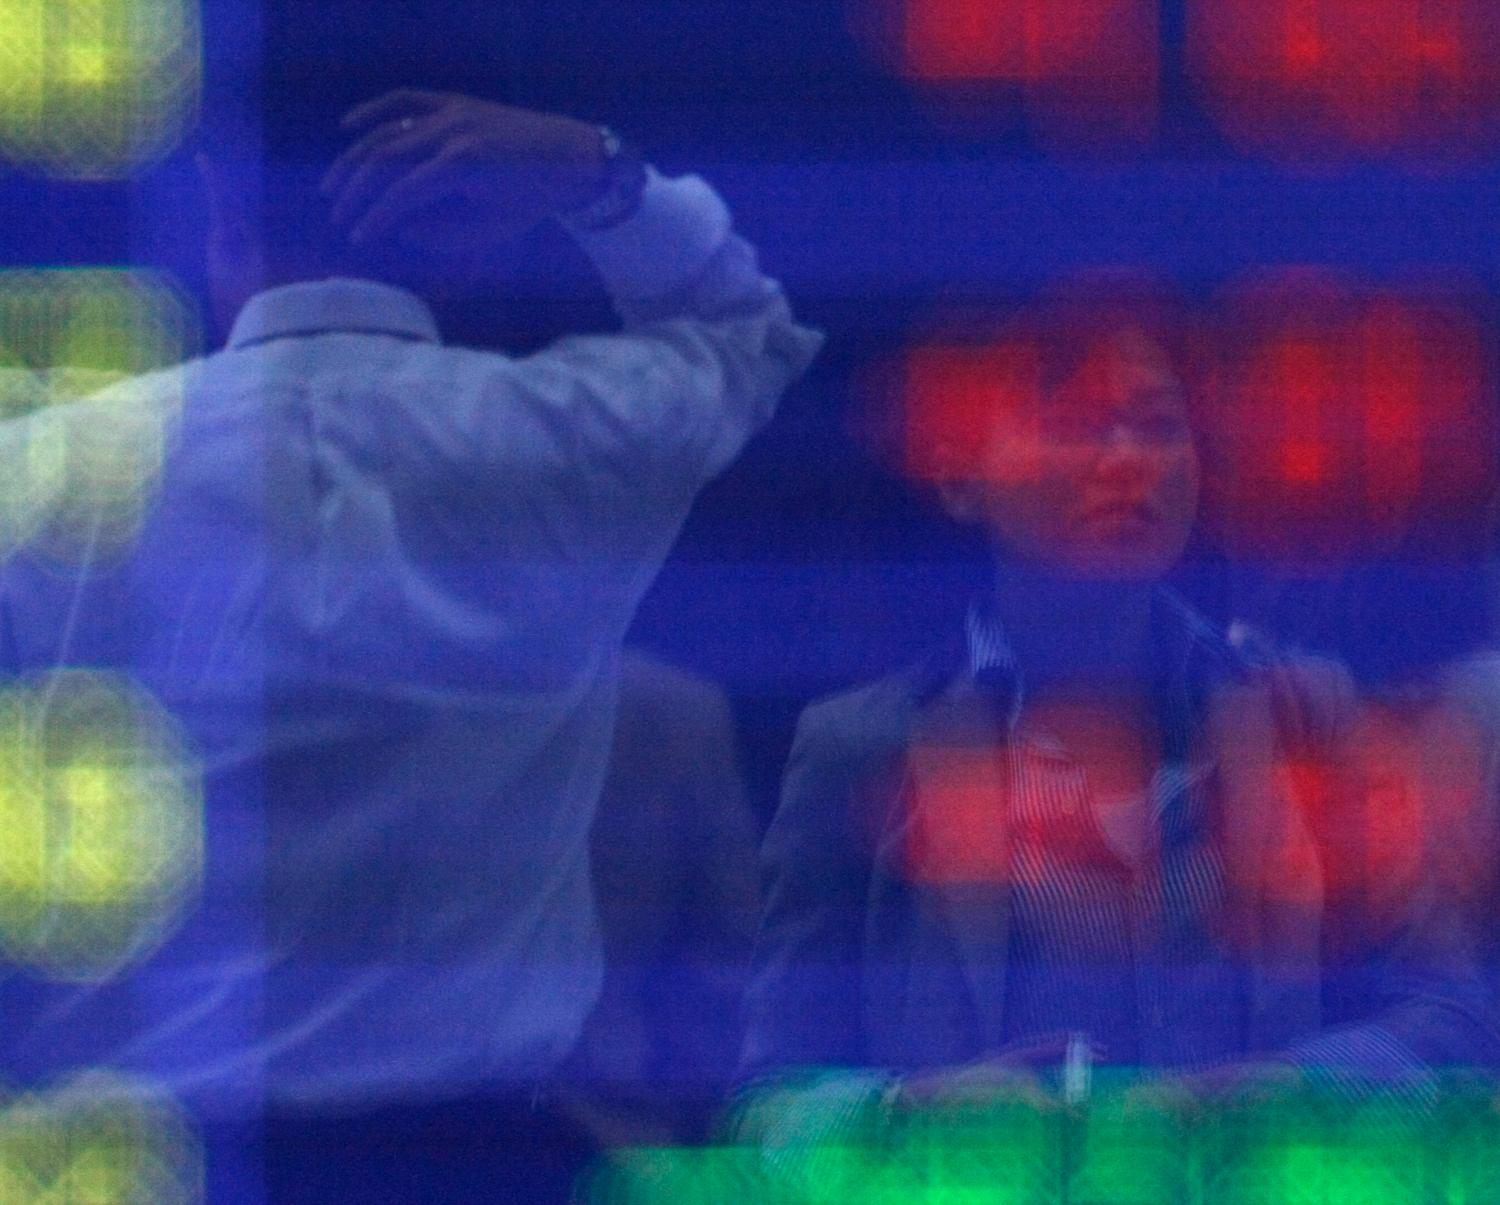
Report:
564,126,648,232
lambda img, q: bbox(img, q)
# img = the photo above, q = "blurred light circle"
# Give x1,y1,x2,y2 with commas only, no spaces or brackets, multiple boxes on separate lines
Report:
0,670,203,981
0,270,196,564
0,0,201,179
0,1072,201,1203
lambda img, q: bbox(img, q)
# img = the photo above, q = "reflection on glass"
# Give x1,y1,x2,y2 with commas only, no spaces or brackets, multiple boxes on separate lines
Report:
853,0,1159,149
1205,270,1495,569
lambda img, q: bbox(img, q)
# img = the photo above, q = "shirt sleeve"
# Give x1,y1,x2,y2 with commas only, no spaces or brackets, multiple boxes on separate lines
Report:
559,169,825,482
369,168,822,598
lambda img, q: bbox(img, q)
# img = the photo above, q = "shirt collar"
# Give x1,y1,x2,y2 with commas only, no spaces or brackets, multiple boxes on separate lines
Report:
227,278,441,352
964,598,1024,731
964,586,1235,755
965,588,1236,840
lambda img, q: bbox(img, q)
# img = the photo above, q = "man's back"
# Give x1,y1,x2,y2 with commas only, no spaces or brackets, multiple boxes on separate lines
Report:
0,168,821,1115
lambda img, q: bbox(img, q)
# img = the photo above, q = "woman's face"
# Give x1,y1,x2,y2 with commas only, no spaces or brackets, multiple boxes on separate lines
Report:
969,328,1201,580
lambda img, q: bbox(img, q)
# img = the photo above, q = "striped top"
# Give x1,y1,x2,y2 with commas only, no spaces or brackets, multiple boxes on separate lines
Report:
965,594,1244,1070
964,593,1434,1100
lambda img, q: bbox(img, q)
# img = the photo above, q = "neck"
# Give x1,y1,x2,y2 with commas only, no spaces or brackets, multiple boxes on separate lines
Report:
990,567,1157,694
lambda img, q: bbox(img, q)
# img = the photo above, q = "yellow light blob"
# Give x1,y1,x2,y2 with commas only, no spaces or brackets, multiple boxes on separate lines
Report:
0,671,202,981
0,0,201,179
0,1073,202,1204
0,695,47,937
0,270,195,386
0,270,197,564
61,45,114,86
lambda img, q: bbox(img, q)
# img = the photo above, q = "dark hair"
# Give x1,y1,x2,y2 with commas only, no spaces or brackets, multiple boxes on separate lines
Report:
871,270,1208,486
1009,269,1208,407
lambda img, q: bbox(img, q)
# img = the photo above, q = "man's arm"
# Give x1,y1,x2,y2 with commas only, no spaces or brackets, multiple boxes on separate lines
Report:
322,92,822,542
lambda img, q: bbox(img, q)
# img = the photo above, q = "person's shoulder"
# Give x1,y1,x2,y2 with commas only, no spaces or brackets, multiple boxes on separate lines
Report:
86,361,198,398
0,364,181,426
769,661,945,850
8,363,208,450
1222,618,1358,749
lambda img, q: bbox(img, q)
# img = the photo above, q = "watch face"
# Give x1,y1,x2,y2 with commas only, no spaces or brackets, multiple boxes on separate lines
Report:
568,133,647,231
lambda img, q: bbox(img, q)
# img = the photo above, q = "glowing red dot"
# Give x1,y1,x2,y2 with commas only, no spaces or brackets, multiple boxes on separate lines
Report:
1418,36,1460,67
902,339,1041,483
1280,440,1327,484
901,0,1021,80
1286,32,1324,71
903,744,1011,884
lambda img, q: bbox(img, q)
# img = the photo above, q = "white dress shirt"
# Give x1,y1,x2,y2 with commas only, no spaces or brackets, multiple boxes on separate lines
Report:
0,169,822,1113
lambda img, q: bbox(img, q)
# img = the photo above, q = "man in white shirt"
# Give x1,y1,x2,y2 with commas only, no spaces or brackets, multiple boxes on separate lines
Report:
0,91,820,1198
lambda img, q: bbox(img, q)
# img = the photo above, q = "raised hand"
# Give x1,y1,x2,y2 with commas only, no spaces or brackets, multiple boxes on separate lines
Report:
320,90,609,255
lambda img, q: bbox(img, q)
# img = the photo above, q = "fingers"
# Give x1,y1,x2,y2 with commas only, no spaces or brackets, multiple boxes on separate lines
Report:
348,153,465,246
325,125,443,232
321,118,426,205
1117,1075,1203,1124
903,1061,1061,1114
1000,1076,1062,1115
1176,1061,1305,1111
341,88,449,132
923,1077,1058,1113
321,93,577,255
323,90,457,230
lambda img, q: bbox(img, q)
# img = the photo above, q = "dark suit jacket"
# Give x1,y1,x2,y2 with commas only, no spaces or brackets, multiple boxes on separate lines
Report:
565,650,760,1145
741,630,1496,1094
